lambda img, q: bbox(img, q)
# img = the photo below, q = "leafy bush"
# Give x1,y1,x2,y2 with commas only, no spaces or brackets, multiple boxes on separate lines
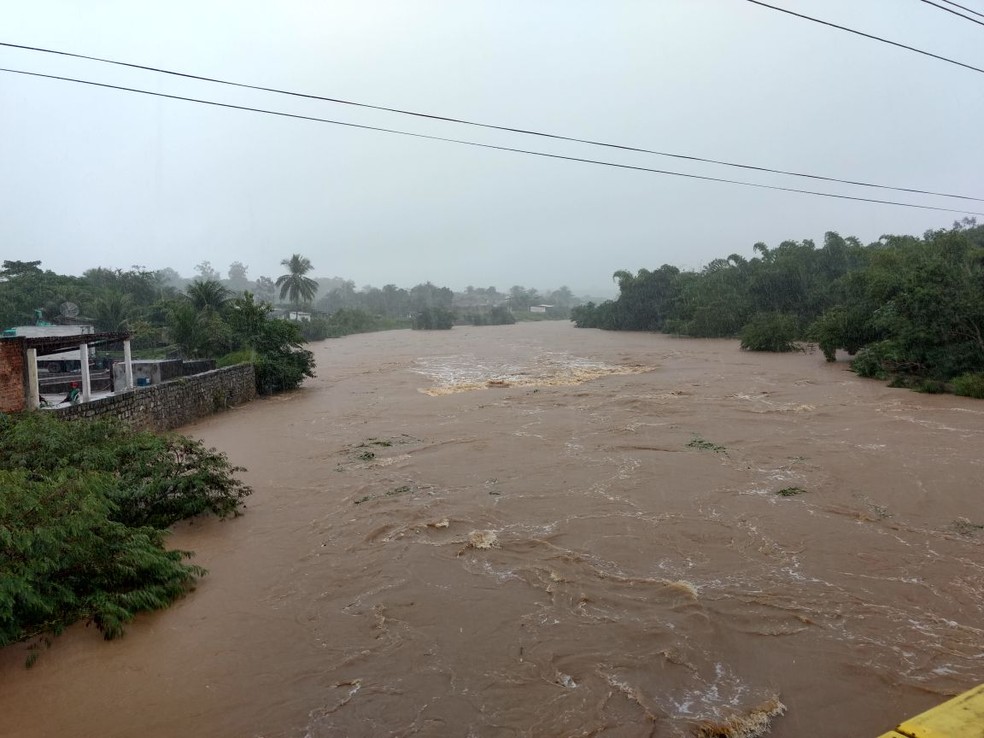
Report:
953,372,984,399
0,412,251,529
809,305,880,362
252,319,315,394
464,306,517,326
412,307,454,330
739,312,800,352
850,340,906,379
1,471,203,649
0,412,251,653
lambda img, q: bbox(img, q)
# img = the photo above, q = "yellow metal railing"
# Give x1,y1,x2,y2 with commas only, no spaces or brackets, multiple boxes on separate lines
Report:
877,683,984,738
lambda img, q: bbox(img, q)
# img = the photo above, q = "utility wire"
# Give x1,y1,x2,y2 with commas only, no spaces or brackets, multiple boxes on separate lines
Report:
0,40,981,204
920,0,984,27
2,66,982,218
939,0,984,19
744,0,984,74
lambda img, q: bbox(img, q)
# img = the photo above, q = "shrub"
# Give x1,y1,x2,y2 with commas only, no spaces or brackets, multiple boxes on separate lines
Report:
412,307,454,330
0,471,203,649
739,312,800,352
809,306,880,362
0,412,251,529
0,412,252,653
252,319,315,395
953,372,984,399
850,340,906,380
464,306,516,326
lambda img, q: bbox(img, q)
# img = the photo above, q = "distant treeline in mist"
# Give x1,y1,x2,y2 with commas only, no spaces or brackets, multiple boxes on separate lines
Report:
0,252,586,386
572,220,984,396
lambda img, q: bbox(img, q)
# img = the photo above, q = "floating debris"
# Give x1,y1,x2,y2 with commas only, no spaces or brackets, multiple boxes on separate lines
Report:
775,487,806,497
687,434,726,452
694,699,786,738
467,530,500,549
663,579,699,599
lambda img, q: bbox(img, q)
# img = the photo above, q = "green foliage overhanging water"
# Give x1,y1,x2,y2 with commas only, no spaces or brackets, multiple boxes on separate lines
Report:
571,221,984,390
0,413,251,659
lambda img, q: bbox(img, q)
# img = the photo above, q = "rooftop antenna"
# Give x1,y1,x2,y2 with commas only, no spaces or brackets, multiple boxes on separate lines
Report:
59,301,80,320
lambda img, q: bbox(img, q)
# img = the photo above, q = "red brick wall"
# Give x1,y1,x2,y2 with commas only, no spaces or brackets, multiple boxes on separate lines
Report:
0,339,27,412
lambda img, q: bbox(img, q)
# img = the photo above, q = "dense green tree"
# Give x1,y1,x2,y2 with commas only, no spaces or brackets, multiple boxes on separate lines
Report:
90,291,135,333
410,282,454,312
507,285,541,311
412,306,454,330
194,260,221,281
253,275,277,304
573,221,984,390
226,261,250,293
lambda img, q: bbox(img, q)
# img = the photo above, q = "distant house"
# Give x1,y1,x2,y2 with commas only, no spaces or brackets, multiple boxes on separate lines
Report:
529,304,554,314
287,311,311,322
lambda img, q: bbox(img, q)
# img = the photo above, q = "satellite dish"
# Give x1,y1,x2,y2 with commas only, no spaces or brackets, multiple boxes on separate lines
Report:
60,301,80,319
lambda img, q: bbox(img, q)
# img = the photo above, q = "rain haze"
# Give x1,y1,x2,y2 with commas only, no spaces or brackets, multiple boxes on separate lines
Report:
1,0,982,294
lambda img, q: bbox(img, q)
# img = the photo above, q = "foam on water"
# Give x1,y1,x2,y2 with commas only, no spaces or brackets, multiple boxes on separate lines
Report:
413,351,652,394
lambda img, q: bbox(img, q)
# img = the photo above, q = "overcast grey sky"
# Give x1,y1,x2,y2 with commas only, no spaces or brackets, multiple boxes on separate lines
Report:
1,0,981,295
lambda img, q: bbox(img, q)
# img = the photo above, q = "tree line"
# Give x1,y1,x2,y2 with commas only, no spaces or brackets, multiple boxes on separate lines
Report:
571,220,984,396
0,255,317,394
0,253,585,355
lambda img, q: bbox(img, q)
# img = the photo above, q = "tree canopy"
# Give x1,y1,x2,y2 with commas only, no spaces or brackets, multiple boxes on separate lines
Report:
572,221,984,390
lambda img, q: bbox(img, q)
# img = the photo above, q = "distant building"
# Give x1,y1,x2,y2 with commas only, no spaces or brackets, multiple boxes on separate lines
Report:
287,311,311,322
530,304,554,314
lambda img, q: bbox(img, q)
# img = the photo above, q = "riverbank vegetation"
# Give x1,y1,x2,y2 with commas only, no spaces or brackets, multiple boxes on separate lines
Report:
572,221,984,393
1,257,587,355
0,412,251,660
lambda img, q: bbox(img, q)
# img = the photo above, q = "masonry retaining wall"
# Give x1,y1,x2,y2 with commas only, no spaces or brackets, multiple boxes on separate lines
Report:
50,363,256,432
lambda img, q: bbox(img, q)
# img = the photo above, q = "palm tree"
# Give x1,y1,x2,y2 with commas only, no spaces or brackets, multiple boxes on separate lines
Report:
185,279,231,314
91,290,134,332
276,254,319,307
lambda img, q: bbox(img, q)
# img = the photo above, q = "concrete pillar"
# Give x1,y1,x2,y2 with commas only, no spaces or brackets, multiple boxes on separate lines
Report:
123,339,134,391
79,342,91,403
26,347,40,410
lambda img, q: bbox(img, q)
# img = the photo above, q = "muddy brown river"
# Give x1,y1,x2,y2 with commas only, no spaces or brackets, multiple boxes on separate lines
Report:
2,321,982,737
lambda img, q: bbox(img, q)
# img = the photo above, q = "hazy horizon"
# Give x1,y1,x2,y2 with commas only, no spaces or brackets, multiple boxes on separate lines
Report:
3,1,981,295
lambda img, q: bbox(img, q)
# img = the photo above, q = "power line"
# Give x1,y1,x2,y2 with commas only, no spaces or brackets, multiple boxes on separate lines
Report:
744,0,984,74
0,41,981,204
939,0,984,19
920,0,984,27
2,66,982,218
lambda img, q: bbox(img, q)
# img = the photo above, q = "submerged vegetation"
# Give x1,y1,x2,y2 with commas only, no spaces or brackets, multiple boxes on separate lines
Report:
573,221,984,392
0,412,251,656
687,434,726,452
775,487,807,497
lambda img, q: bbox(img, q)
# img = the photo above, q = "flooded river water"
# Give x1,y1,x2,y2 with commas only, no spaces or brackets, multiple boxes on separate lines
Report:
2,321,982,737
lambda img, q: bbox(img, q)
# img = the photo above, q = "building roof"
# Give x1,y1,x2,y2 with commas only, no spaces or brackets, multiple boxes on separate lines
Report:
0,332,131,356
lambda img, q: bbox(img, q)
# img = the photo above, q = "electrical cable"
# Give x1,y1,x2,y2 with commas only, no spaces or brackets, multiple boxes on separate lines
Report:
743,0,984,74
0,40,981,203
939,0,984,19
2,66,982,218
920,0,984,27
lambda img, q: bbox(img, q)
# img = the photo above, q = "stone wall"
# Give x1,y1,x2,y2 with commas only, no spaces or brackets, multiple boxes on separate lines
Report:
0,338,26,413
50,363,256,432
